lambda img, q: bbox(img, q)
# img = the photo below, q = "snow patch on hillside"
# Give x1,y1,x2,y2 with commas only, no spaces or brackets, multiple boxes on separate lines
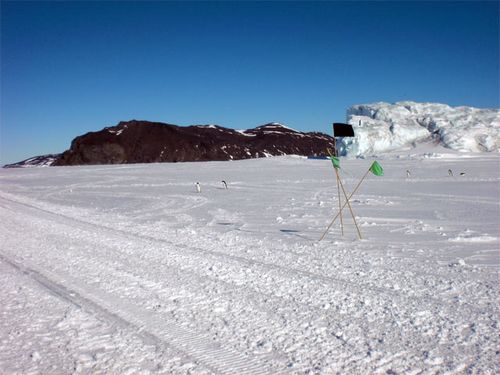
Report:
3,155,59,168
338,101,500,156
253,123,300,133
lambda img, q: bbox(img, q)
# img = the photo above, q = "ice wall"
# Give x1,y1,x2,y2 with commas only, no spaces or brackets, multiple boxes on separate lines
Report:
338,101,499,156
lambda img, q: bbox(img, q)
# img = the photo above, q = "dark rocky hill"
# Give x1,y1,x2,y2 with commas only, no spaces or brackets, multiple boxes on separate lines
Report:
5,120,335,167
54,120,334,166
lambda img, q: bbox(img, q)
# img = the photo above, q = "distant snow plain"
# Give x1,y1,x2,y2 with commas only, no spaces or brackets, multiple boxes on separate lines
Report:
0,145,498,374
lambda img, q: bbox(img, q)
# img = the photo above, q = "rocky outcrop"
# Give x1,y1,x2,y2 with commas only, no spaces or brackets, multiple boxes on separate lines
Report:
52,120,334,166
3,154,60,168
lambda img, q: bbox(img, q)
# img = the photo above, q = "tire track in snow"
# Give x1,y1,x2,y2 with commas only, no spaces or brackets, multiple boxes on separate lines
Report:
1,195,423,301
1,195,373,371
0,252,278,375
0,195,484,315
1,194,496,373
2,197,380,372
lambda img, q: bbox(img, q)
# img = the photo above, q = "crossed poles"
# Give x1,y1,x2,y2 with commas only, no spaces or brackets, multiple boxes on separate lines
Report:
320,148,362,241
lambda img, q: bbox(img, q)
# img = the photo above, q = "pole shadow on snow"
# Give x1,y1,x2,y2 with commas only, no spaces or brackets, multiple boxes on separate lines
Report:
280,229,312,240
216,223,312,240
216,222,251,233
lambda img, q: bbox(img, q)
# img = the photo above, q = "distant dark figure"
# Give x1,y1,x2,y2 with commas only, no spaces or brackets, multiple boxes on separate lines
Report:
406,170,411,178
448,169,454,177
460,172,466,176
221,180,228,189
195,182,201,193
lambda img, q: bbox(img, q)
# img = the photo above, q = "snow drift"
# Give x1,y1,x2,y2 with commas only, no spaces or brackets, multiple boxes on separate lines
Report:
338,101,500,156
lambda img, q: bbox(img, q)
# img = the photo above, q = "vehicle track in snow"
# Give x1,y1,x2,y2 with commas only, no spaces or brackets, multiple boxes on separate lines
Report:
0,194,490,315
2,192,495,343
0,201,392,371
1,181,498,373
0,251,278,375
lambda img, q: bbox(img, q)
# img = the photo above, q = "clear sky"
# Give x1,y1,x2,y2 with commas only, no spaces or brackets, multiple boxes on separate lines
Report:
1,1,498,165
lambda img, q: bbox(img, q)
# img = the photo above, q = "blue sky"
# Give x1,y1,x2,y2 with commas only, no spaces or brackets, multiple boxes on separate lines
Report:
1,1,498,165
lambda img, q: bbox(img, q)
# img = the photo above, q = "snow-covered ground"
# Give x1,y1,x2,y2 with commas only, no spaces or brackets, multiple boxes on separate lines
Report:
339,101,500,156
0,148,499,374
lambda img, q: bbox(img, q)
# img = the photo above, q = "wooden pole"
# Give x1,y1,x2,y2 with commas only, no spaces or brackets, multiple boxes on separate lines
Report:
335,167,344,236
334,140,344,235
336,168,362,240
327,145,343,235
319,167,371,241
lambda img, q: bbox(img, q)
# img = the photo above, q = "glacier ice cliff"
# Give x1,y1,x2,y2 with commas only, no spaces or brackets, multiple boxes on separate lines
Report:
338,101,499,156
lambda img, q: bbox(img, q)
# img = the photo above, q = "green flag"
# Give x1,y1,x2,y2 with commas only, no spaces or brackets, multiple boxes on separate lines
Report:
329,156,340,169
369,161,384,176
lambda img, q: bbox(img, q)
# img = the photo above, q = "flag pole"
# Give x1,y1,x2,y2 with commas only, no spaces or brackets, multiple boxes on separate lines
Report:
319,167,371,241
336,168,362,239
335,163,344,236
330,142,344,236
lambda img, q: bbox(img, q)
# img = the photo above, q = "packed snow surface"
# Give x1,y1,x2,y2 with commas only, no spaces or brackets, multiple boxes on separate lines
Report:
0,148,499,374
339,101,500,156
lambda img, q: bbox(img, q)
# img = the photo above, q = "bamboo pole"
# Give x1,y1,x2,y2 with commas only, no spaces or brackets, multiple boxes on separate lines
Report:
336,168,362,240
319,167,371,241
329,144,344,236
335,167,344,236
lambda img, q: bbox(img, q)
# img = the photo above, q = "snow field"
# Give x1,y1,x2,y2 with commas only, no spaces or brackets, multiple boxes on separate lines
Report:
0,151,499,374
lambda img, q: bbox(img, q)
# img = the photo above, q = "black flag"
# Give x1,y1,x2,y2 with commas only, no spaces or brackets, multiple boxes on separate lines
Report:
333,123,354,137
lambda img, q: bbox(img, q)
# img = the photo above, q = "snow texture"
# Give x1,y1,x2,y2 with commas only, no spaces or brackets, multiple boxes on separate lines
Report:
338,101,500,156
0,147,499,374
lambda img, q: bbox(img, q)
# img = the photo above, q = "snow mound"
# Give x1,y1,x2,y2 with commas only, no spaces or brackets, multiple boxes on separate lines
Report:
338,101,500,156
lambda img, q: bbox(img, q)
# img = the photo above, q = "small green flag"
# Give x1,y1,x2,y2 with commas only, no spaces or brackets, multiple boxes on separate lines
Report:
329,156,340,169
369,161,384,176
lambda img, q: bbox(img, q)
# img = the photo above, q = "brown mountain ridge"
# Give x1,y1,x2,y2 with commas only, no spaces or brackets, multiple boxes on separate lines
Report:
6,120,335,167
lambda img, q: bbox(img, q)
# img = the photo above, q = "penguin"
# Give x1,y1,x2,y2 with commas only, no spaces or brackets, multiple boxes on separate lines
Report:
448,169,454,177
406,170,411,178
460,172,466,176
221,180,228,189
195,182,201,193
